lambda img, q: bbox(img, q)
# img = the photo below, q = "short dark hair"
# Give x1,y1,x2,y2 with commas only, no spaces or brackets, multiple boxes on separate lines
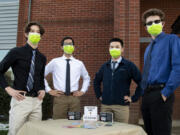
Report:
25,22,45,35
142,8,165,25
109,38,124,47
61,36,75,46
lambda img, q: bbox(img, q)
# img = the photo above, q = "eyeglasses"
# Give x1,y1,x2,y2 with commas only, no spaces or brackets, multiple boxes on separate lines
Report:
63,42,73,45
145,20,161,26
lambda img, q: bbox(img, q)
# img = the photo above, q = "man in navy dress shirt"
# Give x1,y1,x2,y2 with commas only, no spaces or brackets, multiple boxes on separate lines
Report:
141,8,180,135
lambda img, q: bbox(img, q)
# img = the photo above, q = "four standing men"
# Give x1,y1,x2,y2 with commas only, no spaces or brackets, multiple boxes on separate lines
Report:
141,8,180,135
0,22,46,135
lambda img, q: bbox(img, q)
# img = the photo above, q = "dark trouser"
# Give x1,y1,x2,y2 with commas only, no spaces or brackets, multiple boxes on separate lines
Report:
141,87,174,135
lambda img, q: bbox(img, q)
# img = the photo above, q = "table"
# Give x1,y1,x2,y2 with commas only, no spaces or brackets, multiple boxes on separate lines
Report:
17,119,147,135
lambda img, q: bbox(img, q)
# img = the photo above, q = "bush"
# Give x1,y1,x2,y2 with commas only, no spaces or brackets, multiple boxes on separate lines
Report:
0,71,12,121
0,130,8,135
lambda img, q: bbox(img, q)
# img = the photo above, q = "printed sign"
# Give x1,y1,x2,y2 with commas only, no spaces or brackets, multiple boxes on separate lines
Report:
83,106,98,121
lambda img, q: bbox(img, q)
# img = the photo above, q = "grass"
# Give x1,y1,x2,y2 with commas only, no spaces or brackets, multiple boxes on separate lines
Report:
0,121,8,135
0,130,8,135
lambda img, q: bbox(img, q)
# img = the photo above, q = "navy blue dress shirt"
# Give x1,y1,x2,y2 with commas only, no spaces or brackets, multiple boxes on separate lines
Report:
143,32,180,97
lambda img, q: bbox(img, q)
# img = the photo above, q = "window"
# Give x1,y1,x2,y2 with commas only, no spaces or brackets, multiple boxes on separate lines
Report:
0,0,19,59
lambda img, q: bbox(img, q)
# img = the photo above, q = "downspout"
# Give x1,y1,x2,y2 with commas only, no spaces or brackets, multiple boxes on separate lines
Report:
28,0,32,22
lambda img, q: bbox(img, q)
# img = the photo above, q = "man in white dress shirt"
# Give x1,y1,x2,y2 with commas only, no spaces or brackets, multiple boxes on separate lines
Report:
44,37,90,119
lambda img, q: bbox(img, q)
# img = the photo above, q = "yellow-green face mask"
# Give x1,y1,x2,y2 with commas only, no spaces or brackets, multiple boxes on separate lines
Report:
63,45,74,54
147,23,163,36
28,32,41,45
109,48,121,58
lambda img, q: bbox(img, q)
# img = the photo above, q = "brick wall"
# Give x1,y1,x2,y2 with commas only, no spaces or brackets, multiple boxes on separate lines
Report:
114,0,141,123
140,0,180,120
17,0,141,123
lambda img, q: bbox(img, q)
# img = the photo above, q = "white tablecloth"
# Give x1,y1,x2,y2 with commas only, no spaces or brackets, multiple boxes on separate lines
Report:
17,119,147,135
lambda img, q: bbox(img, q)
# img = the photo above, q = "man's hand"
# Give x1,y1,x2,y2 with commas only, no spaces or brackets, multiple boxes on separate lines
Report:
5,86,25,101
124,96,132,103
48,90,64,97
38,90,45,100
161,94,167,102
99,96,102,101
73,91,85,97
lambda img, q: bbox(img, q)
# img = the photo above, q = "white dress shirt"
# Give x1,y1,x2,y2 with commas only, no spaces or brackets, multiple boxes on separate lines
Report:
44,55,90,93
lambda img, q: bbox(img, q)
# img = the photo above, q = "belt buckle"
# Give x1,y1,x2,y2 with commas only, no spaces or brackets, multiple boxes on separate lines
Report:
31,92,38,97
25,92,38,97
31,93,35,97
147,85,152,89
148,84,164,89
65,92,73,96
159,84,164,88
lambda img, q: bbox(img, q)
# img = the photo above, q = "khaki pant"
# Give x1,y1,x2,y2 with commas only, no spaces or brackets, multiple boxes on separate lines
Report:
8,97,42,135
101,104,129,123
53,95,80,119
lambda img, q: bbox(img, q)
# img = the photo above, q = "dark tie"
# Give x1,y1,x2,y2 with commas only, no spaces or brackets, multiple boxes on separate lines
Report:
141,41,155,90
112,61,117,73
26,50,36,92
65,59,71,95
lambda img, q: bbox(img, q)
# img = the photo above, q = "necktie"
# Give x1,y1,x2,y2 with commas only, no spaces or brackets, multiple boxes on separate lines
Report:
65,59,71,95
141,41,155,90
112,61,117,73
26,50,36,92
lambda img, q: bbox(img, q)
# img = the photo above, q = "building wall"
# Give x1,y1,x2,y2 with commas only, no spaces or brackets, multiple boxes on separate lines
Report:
140,0,180,120
17,0,141,123
114,0,141,123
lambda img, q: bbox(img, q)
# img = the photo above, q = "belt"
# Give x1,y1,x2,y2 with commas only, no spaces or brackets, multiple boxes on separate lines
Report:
65,92,74,96
19,92,38,97
146,84,165,90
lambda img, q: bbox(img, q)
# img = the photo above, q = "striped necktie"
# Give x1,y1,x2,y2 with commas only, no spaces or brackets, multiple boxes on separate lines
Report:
26,50,36,92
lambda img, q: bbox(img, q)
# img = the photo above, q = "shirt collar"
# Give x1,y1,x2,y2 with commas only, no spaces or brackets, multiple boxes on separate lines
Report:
107,57,125,66
25,43,38,51
153,32,166,43
111,56,122,64
62,55,74,60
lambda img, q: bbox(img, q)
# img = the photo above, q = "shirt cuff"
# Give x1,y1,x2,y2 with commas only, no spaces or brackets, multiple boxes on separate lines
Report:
80,88,87,93
161,87,171,98
161,86,174,98
45,86,52,93
131,96,136,103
